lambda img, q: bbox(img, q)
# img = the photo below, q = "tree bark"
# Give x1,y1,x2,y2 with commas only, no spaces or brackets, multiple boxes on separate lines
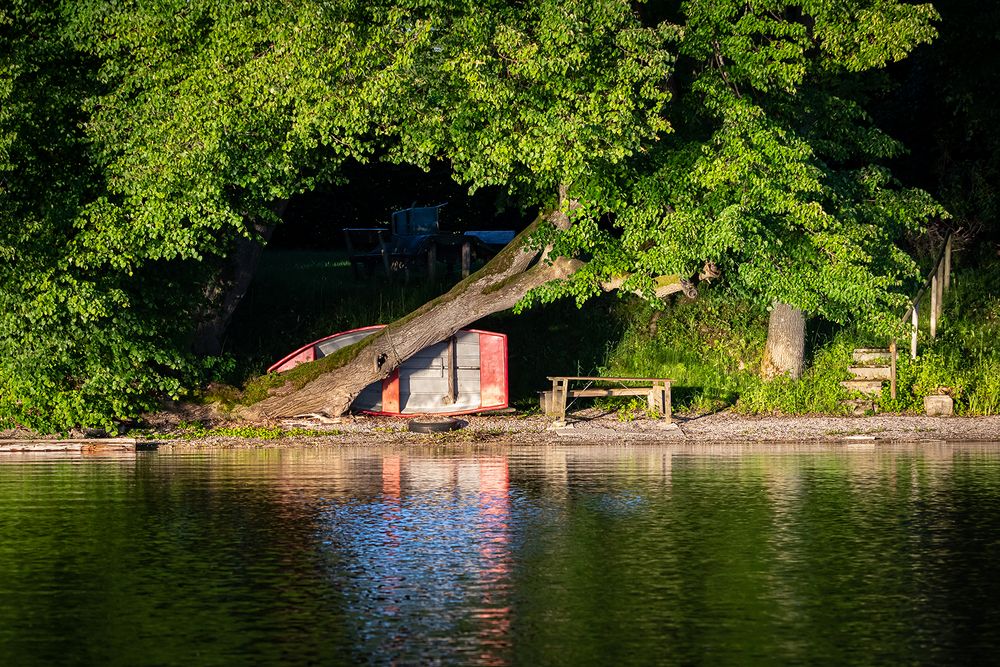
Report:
760,301,806,380
192,202,286,355
239,207,693,420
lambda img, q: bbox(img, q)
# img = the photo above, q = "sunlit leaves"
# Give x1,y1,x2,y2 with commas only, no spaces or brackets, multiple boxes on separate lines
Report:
0,0,945,430
535,0,943,336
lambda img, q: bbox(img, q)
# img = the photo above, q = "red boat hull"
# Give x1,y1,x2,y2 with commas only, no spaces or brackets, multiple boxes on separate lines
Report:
268,326,509,416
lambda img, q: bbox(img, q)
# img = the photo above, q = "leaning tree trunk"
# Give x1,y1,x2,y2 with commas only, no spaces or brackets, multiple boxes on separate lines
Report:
760,301,806,380
239,205,694,420
241,214,558,419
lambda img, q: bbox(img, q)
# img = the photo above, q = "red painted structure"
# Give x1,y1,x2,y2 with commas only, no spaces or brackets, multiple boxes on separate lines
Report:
268,325,509,416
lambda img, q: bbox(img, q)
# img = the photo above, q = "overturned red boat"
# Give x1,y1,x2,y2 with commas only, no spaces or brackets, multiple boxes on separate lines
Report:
268,326,509,416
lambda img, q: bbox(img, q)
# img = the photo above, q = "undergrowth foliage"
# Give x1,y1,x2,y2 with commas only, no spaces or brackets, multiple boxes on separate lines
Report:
602,259,1000,416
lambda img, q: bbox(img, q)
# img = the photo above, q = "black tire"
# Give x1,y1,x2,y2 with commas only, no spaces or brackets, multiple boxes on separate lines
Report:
408,417,461,433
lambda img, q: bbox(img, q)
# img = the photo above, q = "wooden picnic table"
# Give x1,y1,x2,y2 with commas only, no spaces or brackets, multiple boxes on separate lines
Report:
544,376,672,424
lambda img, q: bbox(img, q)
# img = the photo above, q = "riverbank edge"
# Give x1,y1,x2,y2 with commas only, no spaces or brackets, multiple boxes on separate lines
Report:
4,409,998,449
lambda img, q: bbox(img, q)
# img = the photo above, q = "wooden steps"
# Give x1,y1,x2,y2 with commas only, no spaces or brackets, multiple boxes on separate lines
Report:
841,379,884,395
847,365,892,380
852,348,891,364
840,348,893,399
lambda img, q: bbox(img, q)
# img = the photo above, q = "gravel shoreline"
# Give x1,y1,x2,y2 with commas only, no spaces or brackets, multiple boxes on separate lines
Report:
168,408,1000,447
4,409,998,448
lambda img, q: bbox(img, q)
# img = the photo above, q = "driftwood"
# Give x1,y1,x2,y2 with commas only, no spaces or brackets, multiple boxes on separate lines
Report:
0,438,138,452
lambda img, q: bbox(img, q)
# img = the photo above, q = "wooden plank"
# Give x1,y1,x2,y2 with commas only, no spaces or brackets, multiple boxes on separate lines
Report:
382,369,400,414
890,340,897,401
664,382,672,423
911,305,918,359
568,388,651,398
546,376,673,383
931,273,938,339
446,335,457,403
944,234,952,291
555,377,569,422
0,438,137,452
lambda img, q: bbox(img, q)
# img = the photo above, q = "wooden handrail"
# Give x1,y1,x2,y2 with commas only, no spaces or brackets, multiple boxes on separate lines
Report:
900,231,952,325
888,231,953,399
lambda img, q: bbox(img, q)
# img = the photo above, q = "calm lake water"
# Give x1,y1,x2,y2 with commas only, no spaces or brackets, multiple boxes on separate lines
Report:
2,444,1000,665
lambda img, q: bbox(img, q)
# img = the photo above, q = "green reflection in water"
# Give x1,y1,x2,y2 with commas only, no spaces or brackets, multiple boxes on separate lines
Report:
0,445,998,666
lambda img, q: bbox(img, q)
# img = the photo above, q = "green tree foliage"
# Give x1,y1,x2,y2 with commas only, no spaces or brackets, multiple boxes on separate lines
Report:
0,5,204,431
524,0,943,330
1,0,943,430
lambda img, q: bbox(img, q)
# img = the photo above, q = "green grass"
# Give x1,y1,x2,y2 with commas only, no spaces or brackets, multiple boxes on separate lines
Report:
168,421,338,440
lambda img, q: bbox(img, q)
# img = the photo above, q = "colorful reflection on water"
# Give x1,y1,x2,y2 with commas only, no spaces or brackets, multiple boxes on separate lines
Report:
0,444,999,665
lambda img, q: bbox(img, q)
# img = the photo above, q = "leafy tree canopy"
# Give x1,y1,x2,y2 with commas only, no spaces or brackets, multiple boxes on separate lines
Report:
1,0,941,430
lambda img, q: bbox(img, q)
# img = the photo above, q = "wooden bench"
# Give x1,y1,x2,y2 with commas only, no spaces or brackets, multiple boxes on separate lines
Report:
543,376,672,424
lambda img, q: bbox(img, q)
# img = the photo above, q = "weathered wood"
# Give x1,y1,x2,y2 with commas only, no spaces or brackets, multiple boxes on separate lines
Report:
930,273,938,339
852,348,891,364
847,366,892,380
911,305,919,359
944,234,952,291
545,376,672,424
840,379,884,396
890,340,897,400
0,438,137,452
568,388,652,398
446,335,457,403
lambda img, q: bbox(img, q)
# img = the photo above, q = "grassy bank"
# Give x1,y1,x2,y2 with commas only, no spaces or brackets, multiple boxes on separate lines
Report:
223,249,1000,416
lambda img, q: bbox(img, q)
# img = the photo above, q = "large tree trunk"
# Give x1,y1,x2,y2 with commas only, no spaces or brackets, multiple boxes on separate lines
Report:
192,202,286,355
760,301,805,380
240,205,692,420
242,214,555,418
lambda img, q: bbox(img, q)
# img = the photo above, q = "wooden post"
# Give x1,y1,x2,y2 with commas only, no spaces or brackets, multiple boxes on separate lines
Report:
461,241,471,278
911,305,918,359
944,234,952,291
938,262,945,321
427,243,437,281
665,382,672,424
890,340,898,398
559,378,568,423
930,273,938,339
549,377,569,424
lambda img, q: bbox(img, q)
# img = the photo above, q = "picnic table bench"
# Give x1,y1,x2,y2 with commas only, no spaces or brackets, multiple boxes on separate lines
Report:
543,376,672,424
